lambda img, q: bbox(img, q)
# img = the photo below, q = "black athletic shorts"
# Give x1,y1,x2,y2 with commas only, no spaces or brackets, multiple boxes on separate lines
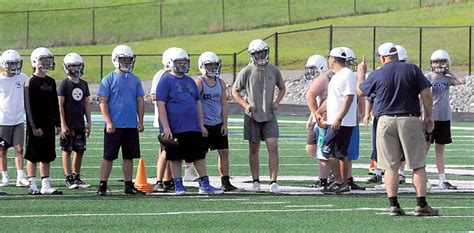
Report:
165,131,205,163
24,126,56,163
60,128,86,152
103,128,140,161
431,121,452,144
322,126,353,159
203,123,229,151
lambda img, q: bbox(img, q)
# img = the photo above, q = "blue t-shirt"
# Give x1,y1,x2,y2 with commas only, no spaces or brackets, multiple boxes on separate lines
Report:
360,62,431,116
98,71,144,128
156,73,201,134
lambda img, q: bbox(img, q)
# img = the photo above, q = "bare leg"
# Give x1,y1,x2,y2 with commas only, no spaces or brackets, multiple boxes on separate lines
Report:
328,158,342,183
27,161,37,177
39,162,50,177
14,145,24,171
319,160,330,179
435,144,445,174
169,160,182,178
306,145,316,157
62,151,72,175
385,167,400,198
72,151,84,174
218,149,230,177
412,167,427,197
193,159,207,177
341,157,349,185
249,141,260,181
122,159,133,182
99,160,113,181
156,150,167,181
265,138,279,182
0,149,7,172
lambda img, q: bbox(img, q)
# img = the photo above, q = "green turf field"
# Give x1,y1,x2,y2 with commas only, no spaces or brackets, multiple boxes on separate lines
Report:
0,114,473,232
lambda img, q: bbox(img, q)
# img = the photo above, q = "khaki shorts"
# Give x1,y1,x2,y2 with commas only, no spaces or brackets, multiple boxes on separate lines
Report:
244,114,279,143
376,116,426,170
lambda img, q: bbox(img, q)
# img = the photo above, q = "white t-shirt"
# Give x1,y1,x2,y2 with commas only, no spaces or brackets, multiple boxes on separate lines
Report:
326,67,357,127
150,69,167,128
0,73,28,125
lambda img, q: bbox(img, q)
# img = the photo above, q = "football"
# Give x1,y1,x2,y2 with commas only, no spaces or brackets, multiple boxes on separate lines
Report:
157,134,179,148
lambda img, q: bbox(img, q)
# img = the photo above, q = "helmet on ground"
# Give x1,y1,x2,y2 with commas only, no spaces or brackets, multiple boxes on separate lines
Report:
198,51,221,78
1,49,23,75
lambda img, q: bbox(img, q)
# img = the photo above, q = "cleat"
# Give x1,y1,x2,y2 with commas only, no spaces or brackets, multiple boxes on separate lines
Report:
221,183,238,192
0,191,7,195
40,187,63,195
16,176,29,187
399,174,406,184
374,183,386,191
153,181,165,192
251,182,261,192
367,174,383,184
389,206,406,216
269,183,280,194
163,180,175,191
322,182,349,194
28,188,41,195
414,205,439,216
173,177,186,195
199,177,224,195
124,185,146,195
348,177,365,190
74,175,91,189
65,177,78,190
439,181,457,190
0,177,9,187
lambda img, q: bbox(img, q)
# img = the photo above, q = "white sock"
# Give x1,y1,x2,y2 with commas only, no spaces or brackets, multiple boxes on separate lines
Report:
1,171,8,179
29,177,38,190
398,170,404,176
375,169,382,176
439,173,446,183
17,169,25,178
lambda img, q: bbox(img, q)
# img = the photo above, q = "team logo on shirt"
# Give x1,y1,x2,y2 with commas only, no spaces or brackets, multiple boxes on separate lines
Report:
15,81,22,88
72,88,83,101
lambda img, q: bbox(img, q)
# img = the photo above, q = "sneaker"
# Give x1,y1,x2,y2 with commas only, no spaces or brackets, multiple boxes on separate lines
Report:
221,183,238,192
153,181,165,192
16,176,29,187
163,180,175,191
74,175,91,189
174,177,186,195
28,179,40,195
251,182,261,192
336,184,350,194
28,188,41,195
65,176,78,190
41,177,63,195
367,174,383,184
348,177,365,190
124,185,146,195
399,174,406,184
199,177,224,195
97,184,107,196
0,177,9,187
269,183,280,193
389,206,406,216
414,205,439,216
439,181,457,190
322,182,349,194
374,183,386,190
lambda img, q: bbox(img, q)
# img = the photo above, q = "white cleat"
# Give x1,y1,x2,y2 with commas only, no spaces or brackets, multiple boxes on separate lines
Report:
251,182,261,192
41,177,63,195
270,183,280,194
16,177,29,187
0,177,10,187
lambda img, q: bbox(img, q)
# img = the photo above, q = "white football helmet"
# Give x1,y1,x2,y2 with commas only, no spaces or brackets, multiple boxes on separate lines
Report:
198,51,221,78
112,45,136,73
161,47,178,69
166,47,190,74
430,50,450,74
304,55,328,80
341,47,358,72
31,47,55,72
395,45,408,62
63,53,84,78
0,49,23,75
248,39,269,65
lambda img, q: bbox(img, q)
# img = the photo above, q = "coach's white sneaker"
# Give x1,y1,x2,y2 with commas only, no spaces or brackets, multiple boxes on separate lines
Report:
251,182,261,192
270,183,280,194
40,177,63,195
16,175,29,187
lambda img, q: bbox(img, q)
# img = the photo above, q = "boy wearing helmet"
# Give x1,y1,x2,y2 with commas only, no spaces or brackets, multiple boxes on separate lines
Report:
97,45,145,196
157,47,223,195
24,47,62,195
0,49,29,188
425,49,466,190
58,53,91,190
195,51,238,192
232,39,286,193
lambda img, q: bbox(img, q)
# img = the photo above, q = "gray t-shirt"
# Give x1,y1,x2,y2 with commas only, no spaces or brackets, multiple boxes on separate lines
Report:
233,63,284,122
425,72,455,121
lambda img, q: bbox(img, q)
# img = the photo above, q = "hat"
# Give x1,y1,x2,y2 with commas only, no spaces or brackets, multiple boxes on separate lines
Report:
377,42,398,56
329,47,347,59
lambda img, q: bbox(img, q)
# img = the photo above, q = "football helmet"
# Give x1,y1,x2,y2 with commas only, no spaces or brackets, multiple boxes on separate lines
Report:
31,47,55,72
0,49,23,75
63,53,84,78
395,45,408,62
248,39,269,65
161,47,178,69
166,47,190,75
304,55,328,80
341,47,358,72
198,51,221,78
112,45,136,73
430,50,450,74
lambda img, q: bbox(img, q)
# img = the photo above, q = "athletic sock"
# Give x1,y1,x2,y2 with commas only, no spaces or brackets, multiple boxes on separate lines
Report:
253,179,260,183
1,171,8,179
398,170,405,176
124,181,133,187
439,173,446,183
270,180,277,184
389,196,400,208
416,196,428,208
17,169,25,178
41,176,49,180
99,181,107,190
375,169,382,176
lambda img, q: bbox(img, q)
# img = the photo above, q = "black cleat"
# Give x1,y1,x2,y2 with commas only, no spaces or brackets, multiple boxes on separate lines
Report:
124,185,146,195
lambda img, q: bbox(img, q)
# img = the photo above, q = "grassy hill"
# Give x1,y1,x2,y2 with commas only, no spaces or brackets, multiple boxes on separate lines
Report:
8,2,474,83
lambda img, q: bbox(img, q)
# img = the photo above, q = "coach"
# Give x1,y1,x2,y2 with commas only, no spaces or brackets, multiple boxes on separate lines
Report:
357,42,438,216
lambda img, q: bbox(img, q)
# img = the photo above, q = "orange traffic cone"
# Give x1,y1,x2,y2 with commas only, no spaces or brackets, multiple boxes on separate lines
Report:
134,159,153,193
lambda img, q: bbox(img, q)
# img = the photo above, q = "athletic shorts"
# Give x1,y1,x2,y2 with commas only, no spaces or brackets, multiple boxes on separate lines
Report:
376,116,426,170
347,125,359,161
203,123,229,151
431,121,452,144
103,128,140,161
244,114,279,143
306,122,317,145
165,131,206,163
24,126,56,163
0,123,24,149
322,126,354,159
316,127,328,161
60,128,86,152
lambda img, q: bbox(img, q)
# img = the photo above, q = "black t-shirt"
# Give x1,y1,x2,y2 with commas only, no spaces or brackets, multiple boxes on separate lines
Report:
58,78,90,128
25,75,60,129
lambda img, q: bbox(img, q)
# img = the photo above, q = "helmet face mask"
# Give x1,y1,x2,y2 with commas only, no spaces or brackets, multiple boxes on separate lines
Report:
37,56,55,72
172,59,190,75
248,39,270,66
431,59,449,74
198,51,221,78
304,66,320,81
346,59,358,72
3,60,23,75
65,63,84,78
112,45,136,73
166,48,190,75
304,55,328,81
250,50,269,66
203,62,220,78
